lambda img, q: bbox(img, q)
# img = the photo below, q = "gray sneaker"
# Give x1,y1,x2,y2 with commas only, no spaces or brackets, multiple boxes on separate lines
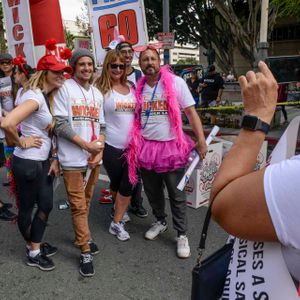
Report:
144,221,168,240
109,221,130,241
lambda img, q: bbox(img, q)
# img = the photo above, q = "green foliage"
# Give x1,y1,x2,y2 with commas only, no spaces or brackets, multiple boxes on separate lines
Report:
75,0,90,37
0,4,7,52
271,0,300,19
64,28,75,50
143,0,280,73
176,57,198,65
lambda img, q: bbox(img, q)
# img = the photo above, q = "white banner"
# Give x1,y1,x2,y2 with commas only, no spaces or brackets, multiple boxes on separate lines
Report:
88,0,148,65
2,0,35,66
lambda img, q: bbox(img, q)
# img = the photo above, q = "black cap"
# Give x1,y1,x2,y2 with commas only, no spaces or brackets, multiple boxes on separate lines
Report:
116,42,133,52
0,53,13,61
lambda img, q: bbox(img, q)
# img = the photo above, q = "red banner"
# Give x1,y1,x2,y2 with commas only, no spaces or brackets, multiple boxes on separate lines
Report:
29,0,65,46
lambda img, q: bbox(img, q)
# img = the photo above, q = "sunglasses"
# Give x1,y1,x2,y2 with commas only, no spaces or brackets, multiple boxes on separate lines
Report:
110,63,125,70
0,60,12,65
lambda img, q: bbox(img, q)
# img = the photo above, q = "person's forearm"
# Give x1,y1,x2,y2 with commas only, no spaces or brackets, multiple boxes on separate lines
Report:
3,127,22,147
210,129,265,202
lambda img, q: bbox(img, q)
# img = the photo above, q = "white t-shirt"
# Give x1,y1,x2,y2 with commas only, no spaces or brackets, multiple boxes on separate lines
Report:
264,154,300,279
13,89,52,161
14,87,23,106
127,71,137,86
104,89,135,149
141,76,194,141
0,76,13,139
53,79,105,168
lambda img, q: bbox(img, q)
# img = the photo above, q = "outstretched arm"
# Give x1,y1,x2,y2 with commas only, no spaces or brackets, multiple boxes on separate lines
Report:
210,61,278,241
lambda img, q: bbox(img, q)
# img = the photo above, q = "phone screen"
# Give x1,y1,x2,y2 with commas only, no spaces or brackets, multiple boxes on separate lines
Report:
265,55,300,83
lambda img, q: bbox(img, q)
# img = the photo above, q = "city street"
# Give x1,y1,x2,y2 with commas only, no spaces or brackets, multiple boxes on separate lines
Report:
0,167,226,300
1,107,299,300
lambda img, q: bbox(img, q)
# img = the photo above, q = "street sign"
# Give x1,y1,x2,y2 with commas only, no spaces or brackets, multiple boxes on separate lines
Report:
157,32,175,49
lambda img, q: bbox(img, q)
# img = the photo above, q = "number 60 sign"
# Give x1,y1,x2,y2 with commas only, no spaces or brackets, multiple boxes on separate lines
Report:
89,0,148,65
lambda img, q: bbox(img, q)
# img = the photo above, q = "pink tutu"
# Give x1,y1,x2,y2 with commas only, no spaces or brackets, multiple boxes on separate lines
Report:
138,136,194,173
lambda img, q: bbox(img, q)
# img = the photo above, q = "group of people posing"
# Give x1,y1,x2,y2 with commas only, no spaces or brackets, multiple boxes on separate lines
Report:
0,41,207,277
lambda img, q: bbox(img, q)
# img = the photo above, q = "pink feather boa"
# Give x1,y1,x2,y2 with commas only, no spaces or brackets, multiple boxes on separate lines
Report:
126,65,190,184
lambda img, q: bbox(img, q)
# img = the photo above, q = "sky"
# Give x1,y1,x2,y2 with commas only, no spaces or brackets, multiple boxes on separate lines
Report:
59,0,85,21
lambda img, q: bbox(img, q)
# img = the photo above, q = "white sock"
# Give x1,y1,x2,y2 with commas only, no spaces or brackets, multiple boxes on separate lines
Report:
29,249,40,258
26,244,31,251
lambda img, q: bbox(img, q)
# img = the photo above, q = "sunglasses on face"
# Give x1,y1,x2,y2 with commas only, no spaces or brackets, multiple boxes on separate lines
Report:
0,61,12,65
110,63,125,70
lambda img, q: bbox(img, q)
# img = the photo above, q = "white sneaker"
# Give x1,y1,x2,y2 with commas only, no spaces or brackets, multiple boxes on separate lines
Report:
176,235,191,258
110,209,131,223
144,221,168,240
109,221,130,241
122,211,131,223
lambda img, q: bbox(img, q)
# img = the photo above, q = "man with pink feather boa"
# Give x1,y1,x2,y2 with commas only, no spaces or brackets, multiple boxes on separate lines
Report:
127,47,207,258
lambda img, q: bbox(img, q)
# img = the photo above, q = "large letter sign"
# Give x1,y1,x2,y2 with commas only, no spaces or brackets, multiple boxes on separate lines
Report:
2,0,35,65
2,0,66,66
89,0,148,65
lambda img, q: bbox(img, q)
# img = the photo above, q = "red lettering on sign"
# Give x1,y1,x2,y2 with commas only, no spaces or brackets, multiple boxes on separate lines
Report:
99,14,117,48
12,6,19,24
12,24,23,41
7,0,20,7
118,10,138,45
14,43,25,57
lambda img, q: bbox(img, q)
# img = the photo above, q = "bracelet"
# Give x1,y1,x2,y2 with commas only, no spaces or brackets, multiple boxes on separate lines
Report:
52,153,59,160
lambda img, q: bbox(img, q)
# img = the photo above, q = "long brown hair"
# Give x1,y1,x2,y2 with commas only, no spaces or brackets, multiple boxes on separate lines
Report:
94,50,127,96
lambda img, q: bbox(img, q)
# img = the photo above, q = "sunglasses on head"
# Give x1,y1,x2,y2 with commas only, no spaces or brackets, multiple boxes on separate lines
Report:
0,60,12,65
133,43,163,53
110,63,125,70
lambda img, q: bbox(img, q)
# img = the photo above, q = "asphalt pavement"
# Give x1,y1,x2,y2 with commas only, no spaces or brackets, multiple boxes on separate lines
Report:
1,105,299,300
0,166,227,300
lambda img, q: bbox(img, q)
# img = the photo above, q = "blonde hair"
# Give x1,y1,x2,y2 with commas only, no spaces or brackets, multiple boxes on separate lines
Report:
94,50,127,96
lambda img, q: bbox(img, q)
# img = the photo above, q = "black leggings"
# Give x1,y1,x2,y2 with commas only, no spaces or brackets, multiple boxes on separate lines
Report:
103,143,134,197
12,156,53,243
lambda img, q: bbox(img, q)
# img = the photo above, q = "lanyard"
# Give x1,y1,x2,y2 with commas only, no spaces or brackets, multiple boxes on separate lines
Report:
142,77,160,130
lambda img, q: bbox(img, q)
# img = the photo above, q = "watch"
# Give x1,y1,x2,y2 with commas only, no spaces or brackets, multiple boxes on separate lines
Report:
241,115,270,134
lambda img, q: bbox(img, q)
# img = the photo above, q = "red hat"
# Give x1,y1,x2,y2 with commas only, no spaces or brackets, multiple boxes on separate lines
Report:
37,54,72,74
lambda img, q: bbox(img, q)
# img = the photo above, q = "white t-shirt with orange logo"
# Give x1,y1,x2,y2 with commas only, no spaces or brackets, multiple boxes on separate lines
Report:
141,76,194,141
53,79,105,168
104,89,135,149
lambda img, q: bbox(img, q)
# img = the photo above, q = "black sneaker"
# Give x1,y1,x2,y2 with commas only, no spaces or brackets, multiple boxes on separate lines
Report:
130,205,148,218
0,206,17,221
2,182,10,187
41,242,58,257
27,252,55,271
88,240,99,256
79,252,95,277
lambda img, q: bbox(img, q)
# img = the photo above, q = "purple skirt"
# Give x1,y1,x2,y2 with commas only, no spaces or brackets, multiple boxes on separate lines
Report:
138,136,194,173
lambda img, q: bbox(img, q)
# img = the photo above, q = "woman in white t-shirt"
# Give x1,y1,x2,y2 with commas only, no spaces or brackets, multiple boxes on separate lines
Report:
13,59,36,106
95,50,135,241
210,61,300,297
0,53,72,272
